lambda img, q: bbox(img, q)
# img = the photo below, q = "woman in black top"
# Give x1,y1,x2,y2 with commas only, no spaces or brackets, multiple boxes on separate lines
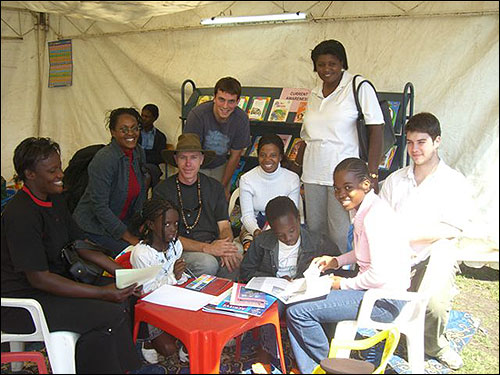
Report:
1,137,144,373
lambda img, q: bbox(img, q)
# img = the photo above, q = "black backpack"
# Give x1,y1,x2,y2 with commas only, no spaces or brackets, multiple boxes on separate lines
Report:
352,75,396,162
62,144,105,213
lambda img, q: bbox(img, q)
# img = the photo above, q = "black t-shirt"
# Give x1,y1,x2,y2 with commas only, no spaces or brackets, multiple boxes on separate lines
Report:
153,173,228,243
1,188,85,297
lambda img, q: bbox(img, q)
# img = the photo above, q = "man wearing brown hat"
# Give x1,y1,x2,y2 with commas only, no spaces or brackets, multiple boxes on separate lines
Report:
153,133,243,279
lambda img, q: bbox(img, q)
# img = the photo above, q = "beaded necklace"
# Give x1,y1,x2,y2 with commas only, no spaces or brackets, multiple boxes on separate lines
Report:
176,175,202,235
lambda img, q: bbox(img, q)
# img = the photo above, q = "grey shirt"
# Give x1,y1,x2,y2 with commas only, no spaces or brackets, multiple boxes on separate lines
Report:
73,139,147,240
184,101,251,169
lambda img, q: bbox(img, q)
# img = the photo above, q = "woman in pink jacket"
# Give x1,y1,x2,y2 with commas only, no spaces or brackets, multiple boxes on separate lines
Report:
286,157,411,373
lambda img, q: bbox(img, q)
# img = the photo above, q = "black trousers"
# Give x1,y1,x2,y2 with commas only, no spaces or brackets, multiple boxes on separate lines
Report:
2,280,141,374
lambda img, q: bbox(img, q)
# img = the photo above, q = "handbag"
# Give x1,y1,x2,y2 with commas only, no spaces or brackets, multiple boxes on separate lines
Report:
352,75,396,162
61,240,105,284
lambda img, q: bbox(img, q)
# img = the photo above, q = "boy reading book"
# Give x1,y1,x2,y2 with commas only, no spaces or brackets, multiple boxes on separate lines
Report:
239,196,339,365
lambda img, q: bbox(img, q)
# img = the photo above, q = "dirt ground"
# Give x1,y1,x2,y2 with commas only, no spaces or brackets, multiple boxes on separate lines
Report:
452,264,499,374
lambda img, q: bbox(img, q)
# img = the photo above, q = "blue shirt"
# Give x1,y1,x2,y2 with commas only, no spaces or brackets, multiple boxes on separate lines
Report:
140,127,156,150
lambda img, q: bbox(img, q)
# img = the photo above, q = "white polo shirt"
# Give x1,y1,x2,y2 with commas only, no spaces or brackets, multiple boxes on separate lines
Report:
301,71,384,186
379,160,474,261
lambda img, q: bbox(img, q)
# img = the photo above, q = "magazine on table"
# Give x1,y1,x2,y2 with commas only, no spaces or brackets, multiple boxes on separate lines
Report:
230,283,268,308
245,263,332,304
215,291,276,317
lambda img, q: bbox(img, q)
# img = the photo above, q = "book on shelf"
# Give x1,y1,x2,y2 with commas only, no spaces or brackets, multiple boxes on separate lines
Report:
276,134,293,154
245,263,331,305
379,144,398,170
248,97,271,121
268,99,292,122
230,283,268,308
287,137,303,161
215,292,276,317
293,101,308,123
387,100,401,134
230,158,246,192
196,95,213,106
238,96,250,111
247,136,262,158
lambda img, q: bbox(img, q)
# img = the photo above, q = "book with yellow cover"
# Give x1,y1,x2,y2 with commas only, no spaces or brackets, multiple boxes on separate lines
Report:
248,97,271,121
268,99,292,122
238,96,250,111
196,95,213,106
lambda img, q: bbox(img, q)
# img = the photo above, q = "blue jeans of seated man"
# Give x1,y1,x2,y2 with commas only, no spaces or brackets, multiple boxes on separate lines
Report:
286,289,405,374
85,232,130,258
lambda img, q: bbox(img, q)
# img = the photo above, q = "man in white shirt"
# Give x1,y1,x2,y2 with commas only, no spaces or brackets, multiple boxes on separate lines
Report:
380,112,473,370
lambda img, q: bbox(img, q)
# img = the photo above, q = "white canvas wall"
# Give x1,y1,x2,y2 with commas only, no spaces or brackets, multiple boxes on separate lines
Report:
1,2,498,243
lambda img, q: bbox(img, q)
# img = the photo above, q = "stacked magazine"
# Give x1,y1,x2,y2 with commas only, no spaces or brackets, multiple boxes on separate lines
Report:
202,283,276,319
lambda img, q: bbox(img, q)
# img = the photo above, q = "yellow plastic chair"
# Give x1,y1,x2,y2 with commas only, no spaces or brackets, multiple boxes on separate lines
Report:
312,326,400,374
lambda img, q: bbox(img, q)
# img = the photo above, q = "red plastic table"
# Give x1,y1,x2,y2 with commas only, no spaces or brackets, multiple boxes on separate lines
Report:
133,279,286,374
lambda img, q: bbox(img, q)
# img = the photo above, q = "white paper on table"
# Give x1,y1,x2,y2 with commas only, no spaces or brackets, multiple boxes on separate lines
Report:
141,284,215,311
115,265,163,289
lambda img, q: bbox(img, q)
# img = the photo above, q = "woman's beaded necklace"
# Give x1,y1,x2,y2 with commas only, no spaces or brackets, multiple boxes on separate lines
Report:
176,175,202,235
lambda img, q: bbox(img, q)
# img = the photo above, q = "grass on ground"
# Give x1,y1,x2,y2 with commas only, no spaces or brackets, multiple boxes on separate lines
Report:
452,264,499,374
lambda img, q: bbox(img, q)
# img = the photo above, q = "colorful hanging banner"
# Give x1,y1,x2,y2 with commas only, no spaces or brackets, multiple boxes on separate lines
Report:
48,39,73,87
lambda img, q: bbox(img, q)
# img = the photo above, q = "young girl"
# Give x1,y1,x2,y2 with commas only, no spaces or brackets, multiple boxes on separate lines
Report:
128,198,188,363
285,157,412,374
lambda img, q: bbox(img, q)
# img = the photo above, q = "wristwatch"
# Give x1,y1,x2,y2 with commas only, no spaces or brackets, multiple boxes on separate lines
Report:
369,173,379,179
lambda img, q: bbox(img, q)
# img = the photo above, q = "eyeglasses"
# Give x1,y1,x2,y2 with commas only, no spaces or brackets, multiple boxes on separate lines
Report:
117,126,140,134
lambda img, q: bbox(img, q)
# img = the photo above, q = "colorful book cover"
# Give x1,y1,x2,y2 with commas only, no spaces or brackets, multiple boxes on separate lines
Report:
247,136,262,158
379,145,398,169
196,95,213,106
248,97,271,121
388,100,401,131
230,283,267,308
215,293,276,317
276,134,293,154
294,101,308,123
238,96,250,111
287,138,303,161
268,99,292,122
230,158,246,193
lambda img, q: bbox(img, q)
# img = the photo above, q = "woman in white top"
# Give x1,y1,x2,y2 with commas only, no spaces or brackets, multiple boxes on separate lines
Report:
128,198,188,363
300,39,384,252
239,133,300,249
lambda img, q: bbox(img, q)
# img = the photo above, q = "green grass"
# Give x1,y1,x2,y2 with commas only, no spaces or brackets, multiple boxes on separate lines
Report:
452,264,499,374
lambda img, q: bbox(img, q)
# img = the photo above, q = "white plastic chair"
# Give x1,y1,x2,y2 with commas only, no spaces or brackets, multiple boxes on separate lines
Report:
228,187,240,216
333,267,430,374
1,297,80,374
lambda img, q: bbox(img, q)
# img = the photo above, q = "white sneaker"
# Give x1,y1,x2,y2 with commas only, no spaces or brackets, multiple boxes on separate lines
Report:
179,346,189,363
436,349,464,370
141,346,159,364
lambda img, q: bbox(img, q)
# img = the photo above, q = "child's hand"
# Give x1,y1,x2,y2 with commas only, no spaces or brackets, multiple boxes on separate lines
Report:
312,256,339,272
174,258,186,280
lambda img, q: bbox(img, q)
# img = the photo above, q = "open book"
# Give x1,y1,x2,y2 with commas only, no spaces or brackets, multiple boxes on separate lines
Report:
245,264,332,304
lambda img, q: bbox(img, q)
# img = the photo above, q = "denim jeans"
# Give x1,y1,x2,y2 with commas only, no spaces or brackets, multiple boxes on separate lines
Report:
286,289,405,374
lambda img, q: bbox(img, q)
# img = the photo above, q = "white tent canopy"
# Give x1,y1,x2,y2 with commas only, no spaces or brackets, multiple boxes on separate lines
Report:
1,1,499,247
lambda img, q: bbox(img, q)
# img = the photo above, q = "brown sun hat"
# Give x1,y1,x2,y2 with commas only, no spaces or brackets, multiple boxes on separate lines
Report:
161,133,216,168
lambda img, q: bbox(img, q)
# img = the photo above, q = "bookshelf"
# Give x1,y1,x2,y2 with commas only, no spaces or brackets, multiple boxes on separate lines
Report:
180,80,414,185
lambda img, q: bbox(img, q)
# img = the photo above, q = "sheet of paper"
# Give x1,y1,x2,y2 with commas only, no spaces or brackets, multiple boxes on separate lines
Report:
141,284,215,311
115,265,162,289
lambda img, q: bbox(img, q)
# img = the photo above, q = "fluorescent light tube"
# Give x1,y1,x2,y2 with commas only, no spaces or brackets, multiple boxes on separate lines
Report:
201,12,307,25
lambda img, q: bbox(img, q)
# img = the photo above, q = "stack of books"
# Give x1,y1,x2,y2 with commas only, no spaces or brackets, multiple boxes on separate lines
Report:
202,283,276,319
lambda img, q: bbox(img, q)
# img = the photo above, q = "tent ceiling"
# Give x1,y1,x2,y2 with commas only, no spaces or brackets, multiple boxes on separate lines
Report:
2,1,221,23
